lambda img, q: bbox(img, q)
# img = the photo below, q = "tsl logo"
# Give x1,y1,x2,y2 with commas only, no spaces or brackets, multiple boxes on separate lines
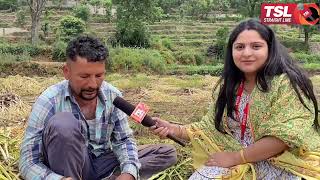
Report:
261,3,319,25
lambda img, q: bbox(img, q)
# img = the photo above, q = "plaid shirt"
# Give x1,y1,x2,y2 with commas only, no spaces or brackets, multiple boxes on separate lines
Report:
19,80,140,180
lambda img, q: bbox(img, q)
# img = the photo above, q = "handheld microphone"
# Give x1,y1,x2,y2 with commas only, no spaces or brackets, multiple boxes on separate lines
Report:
113,96,186,147
297,4,315,22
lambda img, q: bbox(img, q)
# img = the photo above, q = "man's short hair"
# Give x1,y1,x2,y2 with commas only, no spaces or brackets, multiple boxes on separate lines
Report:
66,35,108,62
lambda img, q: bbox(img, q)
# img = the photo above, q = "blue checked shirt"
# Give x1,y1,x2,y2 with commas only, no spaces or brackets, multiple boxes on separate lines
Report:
19,80,140,180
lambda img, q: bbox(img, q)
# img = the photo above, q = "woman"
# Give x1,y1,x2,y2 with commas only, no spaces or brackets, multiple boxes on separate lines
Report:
151,19,320,179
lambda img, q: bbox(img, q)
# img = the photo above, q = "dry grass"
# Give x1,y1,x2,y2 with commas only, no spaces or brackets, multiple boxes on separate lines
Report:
1,74,319,179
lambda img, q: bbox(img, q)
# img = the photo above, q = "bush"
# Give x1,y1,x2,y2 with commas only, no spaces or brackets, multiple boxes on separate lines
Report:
195,53,205,65
52,41,67,61
160,50,176,64
151,37,175,51
115,22,151,48
161,38,174,50
208,26,229,59
175,50,204,65
73,4,91,22
56,16,86,42
280,39,309,53
214,15,243,22
0,0,18,11
109,47,166,73
292,53,320,64
15,9,27,27
91,15,110,23
0,43,49,56
310,34,320,42
0,52,31,63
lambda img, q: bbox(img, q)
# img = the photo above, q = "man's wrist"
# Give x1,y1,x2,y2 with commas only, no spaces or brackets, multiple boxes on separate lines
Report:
122,163,138,180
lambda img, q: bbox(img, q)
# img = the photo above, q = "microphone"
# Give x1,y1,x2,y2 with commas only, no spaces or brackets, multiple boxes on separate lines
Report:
113,96,186,147
297,4,315,22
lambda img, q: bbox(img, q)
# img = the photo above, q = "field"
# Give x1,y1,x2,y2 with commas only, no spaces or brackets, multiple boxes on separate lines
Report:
1,73,320,179
0,0,320,179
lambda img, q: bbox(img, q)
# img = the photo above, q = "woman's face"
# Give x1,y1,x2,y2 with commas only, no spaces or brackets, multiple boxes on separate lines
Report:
232,30,269,77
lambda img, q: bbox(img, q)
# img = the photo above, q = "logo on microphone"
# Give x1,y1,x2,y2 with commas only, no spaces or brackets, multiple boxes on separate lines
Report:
261,3,319,25
131,103,149,123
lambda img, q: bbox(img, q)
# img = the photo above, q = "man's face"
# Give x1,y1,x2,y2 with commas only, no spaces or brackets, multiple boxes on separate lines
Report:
63,56,106,101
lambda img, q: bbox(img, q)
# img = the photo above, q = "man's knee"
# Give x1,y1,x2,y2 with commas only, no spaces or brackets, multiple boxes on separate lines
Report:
44,112,81,139
139,144,178,166
160,144,178,166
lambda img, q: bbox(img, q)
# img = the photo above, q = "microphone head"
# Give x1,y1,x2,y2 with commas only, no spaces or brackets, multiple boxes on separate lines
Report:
113,96,135,115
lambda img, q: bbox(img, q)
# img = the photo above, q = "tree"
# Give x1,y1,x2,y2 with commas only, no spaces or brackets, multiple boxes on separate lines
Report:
73,4,91,22
230,0,262,18
302,25,319,45
89,0,101,14
0,0,18,11
56,15,86,42
113,0,163,48
181,0,230,19
102,0,112,20
27,0,47,44
52,0,63,9
158,0,182,14
41,10,52,38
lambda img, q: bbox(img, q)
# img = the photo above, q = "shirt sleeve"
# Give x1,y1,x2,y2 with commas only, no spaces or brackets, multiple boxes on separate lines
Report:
19,95,63,180
110,106,140,180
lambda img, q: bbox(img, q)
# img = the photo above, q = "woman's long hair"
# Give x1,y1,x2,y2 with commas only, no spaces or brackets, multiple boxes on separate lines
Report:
214,19,319,132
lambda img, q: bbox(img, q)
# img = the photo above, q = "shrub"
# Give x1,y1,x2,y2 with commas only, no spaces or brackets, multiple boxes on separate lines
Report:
0,43,49,56
0,0,18,11
280,39,309,53
52,41,67,61
91,15,110,23
160,50,176,64
109,47,166,73
150,37,162,50
115,22,151,48
15,9,27,27
292,53,320,64
161,38,174,50
175,50,204,65
73,4,91,22
0,52,31,63
208,26,229,59
310,34,320,42
56,16,86,42
195,53,205,65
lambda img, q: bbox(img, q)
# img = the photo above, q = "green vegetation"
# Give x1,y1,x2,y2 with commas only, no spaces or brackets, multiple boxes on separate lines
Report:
73,4,91,22
109,47,167,73
0,0,320,178
0,43,50,57
56,16,86,42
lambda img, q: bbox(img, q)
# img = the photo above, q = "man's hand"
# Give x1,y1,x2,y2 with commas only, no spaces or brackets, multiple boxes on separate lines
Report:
205,151,242,168
149,117,175,139
115,173,135,180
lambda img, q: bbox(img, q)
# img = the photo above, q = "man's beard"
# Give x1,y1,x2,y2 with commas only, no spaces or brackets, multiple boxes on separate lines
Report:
78,88,99,101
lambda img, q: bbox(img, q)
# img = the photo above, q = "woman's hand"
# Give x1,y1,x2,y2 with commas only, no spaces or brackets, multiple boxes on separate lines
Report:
150,117,175,139
205,152,242,168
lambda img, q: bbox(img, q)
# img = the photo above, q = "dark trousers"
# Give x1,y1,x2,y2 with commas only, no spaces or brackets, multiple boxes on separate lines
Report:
42,112,177,180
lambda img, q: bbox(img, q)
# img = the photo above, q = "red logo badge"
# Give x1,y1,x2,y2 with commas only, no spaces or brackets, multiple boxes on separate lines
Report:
131,103,149,123
261,3,319,25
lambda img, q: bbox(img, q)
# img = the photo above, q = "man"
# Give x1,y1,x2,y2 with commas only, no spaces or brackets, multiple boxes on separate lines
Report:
19,35,177,180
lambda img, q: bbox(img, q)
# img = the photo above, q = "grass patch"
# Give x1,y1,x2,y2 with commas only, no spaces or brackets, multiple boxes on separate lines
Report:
106,73,153,90
167,64,223,76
